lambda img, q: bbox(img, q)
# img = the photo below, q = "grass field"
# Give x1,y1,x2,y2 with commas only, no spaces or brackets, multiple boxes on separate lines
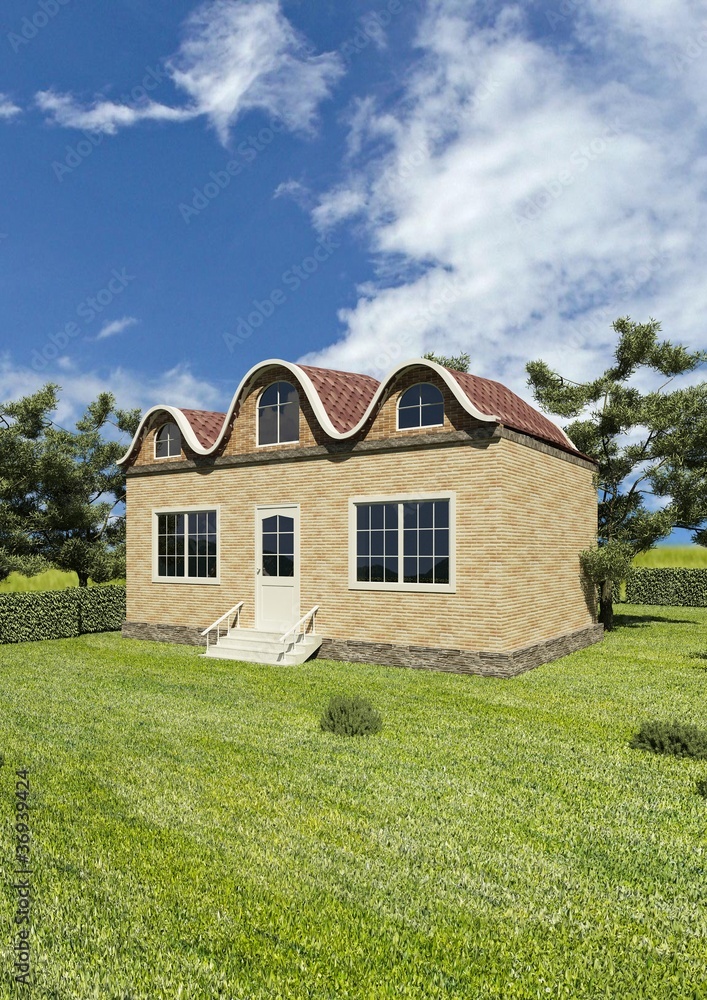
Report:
1,607,706,998
633,545,707,567
0,570,126,593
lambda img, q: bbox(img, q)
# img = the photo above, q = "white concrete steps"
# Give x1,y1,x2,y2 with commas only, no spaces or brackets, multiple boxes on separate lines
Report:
201,627,322,665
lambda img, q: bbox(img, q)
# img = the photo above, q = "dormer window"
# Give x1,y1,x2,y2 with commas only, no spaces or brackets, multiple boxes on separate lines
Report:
258,381,299,446
397,383,444,430
155,421,181,458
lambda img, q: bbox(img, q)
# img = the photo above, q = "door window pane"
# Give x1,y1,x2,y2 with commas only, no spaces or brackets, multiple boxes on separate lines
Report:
262,513,296,578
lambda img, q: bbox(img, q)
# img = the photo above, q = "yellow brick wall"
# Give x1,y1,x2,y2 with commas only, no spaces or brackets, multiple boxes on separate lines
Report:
125,436,597,653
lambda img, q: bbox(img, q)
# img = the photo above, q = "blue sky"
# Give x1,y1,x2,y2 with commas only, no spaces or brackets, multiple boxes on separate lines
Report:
1,0,705,541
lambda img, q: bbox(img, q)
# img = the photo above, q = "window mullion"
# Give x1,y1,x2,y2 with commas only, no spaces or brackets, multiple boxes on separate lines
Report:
398,504,403,584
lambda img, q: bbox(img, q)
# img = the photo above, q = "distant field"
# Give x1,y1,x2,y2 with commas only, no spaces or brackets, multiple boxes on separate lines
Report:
0,569,125,593
633,546,707,568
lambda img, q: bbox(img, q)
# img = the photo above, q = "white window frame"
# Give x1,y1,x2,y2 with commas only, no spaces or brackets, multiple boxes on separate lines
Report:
154,421,182,459
348,492,456,593
152,505,221,584
396,383,445,432
256,381,300,447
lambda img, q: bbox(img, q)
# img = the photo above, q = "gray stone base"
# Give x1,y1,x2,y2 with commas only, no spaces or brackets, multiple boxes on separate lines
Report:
122,621,207,646
316,623,604,678
121,620,603,677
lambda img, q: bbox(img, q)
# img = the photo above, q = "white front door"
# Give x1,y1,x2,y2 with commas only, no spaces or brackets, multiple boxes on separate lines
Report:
255,505,300,632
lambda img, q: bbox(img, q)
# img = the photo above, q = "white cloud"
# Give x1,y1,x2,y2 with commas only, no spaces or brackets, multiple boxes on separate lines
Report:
298,0,707,404
35,91,194,134
95,316,139,341
0,354,226,430
168,0,343,142
0,94,21,120
36,0,343,144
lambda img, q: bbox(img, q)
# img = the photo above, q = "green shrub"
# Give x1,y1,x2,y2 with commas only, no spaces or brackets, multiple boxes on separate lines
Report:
0,586,126,643
625,568,707,607
695,778,707,798
78,586,126,634
629,719,707,760
320,695,382,737
0,590,81,643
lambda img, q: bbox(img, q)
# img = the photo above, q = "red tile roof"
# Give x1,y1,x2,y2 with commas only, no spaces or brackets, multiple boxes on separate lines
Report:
447,370,574,453
146,361,580,462
178,408,226,448
298,364,380,433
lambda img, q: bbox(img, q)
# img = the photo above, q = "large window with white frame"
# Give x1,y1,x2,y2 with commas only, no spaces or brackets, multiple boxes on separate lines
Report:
153,507,219,582
155,421,182,458
349,493,455,592
258,381,300,446
397,383,444,430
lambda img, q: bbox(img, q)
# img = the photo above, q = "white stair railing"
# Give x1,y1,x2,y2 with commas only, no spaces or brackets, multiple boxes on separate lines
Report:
280,606,319,651
201,602,244,649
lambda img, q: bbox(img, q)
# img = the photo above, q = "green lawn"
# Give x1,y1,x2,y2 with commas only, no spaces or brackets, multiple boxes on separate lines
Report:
1,607,706,999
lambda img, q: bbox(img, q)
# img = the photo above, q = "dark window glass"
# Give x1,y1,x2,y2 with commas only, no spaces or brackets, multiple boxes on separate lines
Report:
157,510,216,578
398,384,444,429
355,499,449,587
258,381,300,445
155,422,181,458
261,514,296,578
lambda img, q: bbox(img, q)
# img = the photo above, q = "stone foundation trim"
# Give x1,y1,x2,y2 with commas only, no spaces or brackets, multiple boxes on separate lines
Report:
122,621,207,646
122,620,603,676
316,623,604,677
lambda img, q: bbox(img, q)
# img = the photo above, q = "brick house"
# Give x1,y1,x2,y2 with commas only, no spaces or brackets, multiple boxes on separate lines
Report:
118,357,601,676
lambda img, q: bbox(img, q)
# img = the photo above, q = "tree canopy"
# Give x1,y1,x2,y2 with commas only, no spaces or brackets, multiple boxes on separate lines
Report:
423,351,470,373
527,317,707,551
0,386,140,585
527,317,707,628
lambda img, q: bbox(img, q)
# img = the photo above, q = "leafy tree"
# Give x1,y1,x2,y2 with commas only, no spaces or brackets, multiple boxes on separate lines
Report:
579,540,633,631
0,386,140,586
423,351,471,372
527,317,707,627
0,384,58,578
37,393,140,586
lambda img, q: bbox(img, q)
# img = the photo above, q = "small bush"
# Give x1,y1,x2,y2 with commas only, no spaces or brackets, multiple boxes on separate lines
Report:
696,778,707,798
320,695,382,737
629,720,707,760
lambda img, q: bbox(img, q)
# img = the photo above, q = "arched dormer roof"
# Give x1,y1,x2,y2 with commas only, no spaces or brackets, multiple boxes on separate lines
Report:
117,358,581,465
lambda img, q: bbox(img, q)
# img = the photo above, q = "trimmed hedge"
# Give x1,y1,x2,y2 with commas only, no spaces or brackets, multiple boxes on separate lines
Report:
0,586,126,644
625,568,707,607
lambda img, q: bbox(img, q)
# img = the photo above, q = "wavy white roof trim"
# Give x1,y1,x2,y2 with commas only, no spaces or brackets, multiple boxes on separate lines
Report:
117,357,572,464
